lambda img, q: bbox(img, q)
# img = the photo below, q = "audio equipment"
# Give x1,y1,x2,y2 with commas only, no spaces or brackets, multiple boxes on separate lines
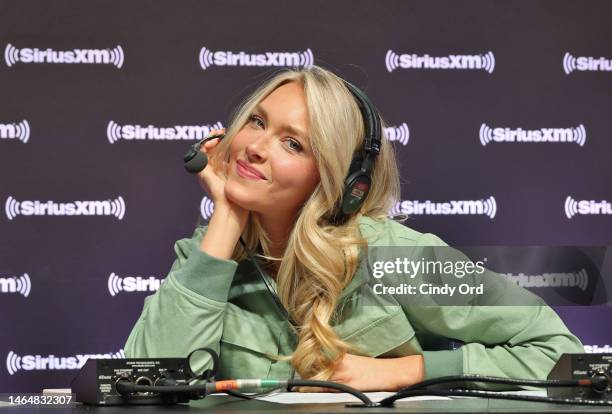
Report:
71,352,612,407
335,81,381,223
547,353,612,400
71,358,192,405
183,133,225,174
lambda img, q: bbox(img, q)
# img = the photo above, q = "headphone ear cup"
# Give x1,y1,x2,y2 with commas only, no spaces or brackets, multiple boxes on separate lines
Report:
341,173,371,215
340,152,371,216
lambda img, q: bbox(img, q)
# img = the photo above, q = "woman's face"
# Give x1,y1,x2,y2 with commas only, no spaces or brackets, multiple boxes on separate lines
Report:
224,81,320,216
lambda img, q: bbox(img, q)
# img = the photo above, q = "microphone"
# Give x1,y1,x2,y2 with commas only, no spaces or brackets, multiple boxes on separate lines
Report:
183,134,225,173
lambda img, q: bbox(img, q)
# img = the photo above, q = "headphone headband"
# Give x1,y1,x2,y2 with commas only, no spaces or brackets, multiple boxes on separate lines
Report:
342,81,382,156
330,80,383,224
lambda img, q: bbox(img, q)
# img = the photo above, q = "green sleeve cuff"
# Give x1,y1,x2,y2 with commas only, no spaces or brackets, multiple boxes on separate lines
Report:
174,245,238,302
422,349,464,379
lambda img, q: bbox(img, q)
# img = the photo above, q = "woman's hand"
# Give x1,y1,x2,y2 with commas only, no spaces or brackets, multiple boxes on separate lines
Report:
197,129,250,259
324,353,425,392
197,129,230,205
197,128,248,218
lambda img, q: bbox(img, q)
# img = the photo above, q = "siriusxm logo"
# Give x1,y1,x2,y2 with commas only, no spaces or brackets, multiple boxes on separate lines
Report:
6,350,124,375
0,120,30,143
390,197,497,219
563,52,612,74
565,196,612,218
199,46,313,70
5,196,126,220
108,273,164,296
201,196,215,220
384,123,410,146
479,123,586,146
4,43,124,68
584,345,612,354
385,50,495,73
503,269,588,291
0,274,31,297
107,121,224,143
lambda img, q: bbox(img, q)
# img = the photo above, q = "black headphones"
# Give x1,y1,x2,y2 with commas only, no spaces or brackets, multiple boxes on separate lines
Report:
184,80,382,224
332,81,382,224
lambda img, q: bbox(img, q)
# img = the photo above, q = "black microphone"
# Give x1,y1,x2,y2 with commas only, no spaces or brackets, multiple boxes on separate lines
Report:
183,134,225,174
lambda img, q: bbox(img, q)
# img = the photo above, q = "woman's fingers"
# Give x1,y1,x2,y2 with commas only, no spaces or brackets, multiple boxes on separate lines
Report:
296,386,339,393
201,128,226,152
203,137,220,150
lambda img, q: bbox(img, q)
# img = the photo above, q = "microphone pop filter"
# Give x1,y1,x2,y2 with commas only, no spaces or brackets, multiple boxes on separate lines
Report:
183,133,224,174
184,151,208,173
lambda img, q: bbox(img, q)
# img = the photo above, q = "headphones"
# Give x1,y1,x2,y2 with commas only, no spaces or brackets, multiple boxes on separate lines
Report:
184,80,382,224
332,81,382,224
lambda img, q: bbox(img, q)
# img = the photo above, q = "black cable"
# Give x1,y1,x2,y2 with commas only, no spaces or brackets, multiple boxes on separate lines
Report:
379,375,607,407
116,374,610,408
224,387,284,400
185,347,219,382
238,237,297,326
287,379,375,406
399,374,584,393
116,379,373,406
115,381,206,396
380,389,612,407
117,380,281,401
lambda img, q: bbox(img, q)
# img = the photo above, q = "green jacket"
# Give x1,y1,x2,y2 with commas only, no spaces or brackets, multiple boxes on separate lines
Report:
124,216,583,385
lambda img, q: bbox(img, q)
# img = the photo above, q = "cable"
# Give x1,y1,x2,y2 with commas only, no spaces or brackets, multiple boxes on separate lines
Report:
238,237,297,326
398,374,590,393
115,349,373,405
223,387,283,400
114,378,374,406
185,347,219,382
378,374,611,407
287,380,375,406
379,389,612,407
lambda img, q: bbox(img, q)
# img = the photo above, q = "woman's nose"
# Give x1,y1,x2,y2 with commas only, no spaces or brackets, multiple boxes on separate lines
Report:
245,133,270,162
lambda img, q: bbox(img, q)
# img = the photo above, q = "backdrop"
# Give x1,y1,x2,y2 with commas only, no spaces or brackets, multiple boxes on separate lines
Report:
1,0,611,392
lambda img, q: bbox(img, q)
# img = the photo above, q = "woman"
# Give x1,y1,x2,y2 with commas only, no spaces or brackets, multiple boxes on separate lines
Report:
124,65,583,392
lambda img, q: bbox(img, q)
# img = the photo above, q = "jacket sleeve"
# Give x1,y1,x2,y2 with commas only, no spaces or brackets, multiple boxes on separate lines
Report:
124,226,238,373
402,233,585,385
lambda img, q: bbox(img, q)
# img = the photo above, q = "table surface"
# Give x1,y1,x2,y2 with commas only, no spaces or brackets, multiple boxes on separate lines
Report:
3,394,612,413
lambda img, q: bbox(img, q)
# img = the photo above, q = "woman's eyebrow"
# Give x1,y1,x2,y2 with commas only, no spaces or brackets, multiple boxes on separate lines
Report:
254,104,308,141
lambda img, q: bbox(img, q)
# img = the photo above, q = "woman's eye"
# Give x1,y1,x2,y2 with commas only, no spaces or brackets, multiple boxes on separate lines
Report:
286,138,303,152
249,115,264,128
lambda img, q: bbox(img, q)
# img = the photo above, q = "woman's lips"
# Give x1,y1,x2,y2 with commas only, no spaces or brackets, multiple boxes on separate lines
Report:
236,160,266,180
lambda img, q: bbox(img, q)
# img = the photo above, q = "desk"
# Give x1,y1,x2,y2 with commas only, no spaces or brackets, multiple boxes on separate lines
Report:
2,394,612,413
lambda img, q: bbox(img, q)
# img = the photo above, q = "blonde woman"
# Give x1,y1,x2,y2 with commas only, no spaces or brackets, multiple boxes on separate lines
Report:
124,65,583,391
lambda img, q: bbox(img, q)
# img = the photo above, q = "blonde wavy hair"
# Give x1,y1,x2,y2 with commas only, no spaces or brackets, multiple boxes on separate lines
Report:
210,65,401,380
